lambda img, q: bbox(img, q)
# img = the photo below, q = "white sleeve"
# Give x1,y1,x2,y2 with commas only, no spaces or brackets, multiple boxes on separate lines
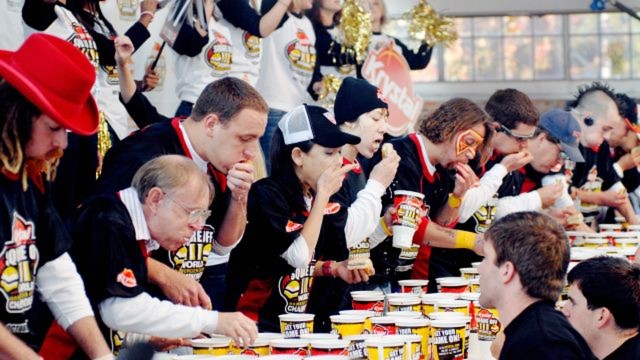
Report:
606,181,626,193
211,235,242,256
36,253,95,330
613,162,624,178
344,179,386,248
542,174,573,209
368,220,389,249
458,164,508,222
281,235,311,268
98,293,218,339
495,191,542,219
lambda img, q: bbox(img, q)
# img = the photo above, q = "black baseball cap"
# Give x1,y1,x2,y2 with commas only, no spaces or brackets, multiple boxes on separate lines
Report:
540,109,585,163
278,104,361,148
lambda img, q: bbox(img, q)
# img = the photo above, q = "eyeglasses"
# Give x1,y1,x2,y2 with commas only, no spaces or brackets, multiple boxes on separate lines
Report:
499,124,536,142
163,192,211,225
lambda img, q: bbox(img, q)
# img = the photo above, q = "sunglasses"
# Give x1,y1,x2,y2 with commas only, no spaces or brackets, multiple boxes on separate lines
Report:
163,192,212,225
499,124,536,142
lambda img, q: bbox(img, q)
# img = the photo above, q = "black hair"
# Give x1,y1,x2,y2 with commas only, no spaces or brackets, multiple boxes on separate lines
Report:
566,81,617,110
567,256,640,330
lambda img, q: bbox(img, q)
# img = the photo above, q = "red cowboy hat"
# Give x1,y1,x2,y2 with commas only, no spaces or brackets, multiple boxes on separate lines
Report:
0,33,99,135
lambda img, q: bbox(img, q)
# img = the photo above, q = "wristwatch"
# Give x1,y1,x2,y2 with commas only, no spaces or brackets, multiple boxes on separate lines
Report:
448,194,462,208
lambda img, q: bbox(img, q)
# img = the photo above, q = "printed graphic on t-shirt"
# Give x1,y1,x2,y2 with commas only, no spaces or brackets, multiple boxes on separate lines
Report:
66,23,100,70
110,330,126,355
169,224,214,281
0,213,39,316
472,196,498,233
205,30,232,76
243,31,261,59
101,65,120,86
116,0,137,20
285,29,316,86
579,166,603,213
278,263,314,313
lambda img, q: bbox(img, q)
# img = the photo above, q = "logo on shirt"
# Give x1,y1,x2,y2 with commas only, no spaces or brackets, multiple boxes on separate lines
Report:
101,64,120,86
286,220,304,233
472,196,498,233
579,165,603,213
66,23,100,71
285,29,316,83
205,30,232,76
324,202,341,215
0,213,39,314
279,263,314,313
242,31,261,59
116,268,137,288
170,224,214,280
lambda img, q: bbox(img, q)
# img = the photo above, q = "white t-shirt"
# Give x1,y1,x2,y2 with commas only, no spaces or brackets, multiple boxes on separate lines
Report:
255,13,316,112
0,0,25,50
220,16,261,86
175,14,233,104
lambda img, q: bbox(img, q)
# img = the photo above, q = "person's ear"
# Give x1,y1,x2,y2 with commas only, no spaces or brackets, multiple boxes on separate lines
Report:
595,307,612,329
203,113,221,137
500,261,516,284
291,147,304,167
146,187,164,214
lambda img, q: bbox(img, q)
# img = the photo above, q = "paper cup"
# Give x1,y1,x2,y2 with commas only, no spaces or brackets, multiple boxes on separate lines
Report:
260,356,303,360
583,234,610,248
172,356,217,360
339,310,375,332
216,356,259,360
308,339,349,356
364,337,405,360
627,225,640,232
330,315,366,338
351,293,385,316
191,338,232,356
270,339,310,357
344,334,382,359
476,307,502,342
387,297,422,313
386,311,422,320
458,267,479,280
438,278,469,293
233,337,270,356
427,313,471,359
429,319,466,360
599,223,623,232
369,316,397,335
398,279,429,294
614,237,639,248
435,300,469,316
279,314,315,338
384,335,422,360
304,356,349,360
392,191,425,249
299,334,339,341
470,262,482,268
396,318,430,360
469,278,480,293
421,293,459,317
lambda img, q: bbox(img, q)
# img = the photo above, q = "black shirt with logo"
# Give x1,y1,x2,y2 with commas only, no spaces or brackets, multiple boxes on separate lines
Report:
97,119,228,289
500,300,594,360
225,176,348,332
69,194,148,351
367,134,452,289
0,172,71,349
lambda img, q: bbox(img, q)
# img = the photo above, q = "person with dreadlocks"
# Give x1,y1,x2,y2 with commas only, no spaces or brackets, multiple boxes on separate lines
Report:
565,82,639,228
0,33,112,359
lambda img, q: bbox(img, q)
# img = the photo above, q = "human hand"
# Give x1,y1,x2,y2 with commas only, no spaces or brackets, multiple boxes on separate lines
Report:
114,36,134,66
536,182,563,208
500,150,533,172
316,163,355,200
215,312,258,348
452,163,479,198
369,147,400,188
227,162,255,203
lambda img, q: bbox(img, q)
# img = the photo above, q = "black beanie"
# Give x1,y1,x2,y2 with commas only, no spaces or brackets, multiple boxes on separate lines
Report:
334,77,388,125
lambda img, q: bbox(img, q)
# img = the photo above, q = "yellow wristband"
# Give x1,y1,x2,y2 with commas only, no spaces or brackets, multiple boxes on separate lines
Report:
455,231,476,250
380,217,392,236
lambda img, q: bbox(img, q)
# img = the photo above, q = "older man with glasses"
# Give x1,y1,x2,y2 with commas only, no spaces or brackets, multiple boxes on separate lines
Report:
70,155,258,353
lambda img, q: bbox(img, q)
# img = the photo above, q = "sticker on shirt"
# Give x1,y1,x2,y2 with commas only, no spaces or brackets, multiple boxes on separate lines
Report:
286,29,316,85
348,239,370,263
0,213,39,314
472,196,498,233
324,202,341,215
578,166,603,213
170,224,214,281
286,220,304,233
116,0,138,21
116,268,137,288
101,65,120,86
243,31,261,59
278,263,315,313
204,31,232,76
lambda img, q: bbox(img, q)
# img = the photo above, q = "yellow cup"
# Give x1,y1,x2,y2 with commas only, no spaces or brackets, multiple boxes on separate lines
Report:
365,337,405,360
233,337,270,356
330,315,367,338
191,337,232,356
420,293,459,317
279,313,314,338
476,307,502,342
429,319,466,360
435,300,469,316
339,310,375,332
345,334,383,359
396,318,430,360
458,267,479,280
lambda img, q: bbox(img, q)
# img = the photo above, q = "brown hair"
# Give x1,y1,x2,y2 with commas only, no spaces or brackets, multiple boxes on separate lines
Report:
485,88,539,129
417,98,494,163
486,211,570,302
191,77,268,124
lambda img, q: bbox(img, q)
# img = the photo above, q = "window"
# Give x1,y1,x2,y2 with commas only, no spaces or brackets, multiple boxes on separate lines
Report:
383,12,640,83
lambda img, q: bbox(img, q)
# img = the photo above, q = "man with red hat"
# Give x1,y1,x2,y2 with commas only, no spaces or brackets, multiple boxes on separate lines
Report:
0,34,112,359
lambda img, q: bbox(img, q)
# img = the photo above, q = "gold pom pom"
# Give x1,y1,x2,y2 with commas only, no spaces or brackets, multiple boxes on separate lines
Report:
338,0,372,64
317,74,343,109
405,0,458,47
